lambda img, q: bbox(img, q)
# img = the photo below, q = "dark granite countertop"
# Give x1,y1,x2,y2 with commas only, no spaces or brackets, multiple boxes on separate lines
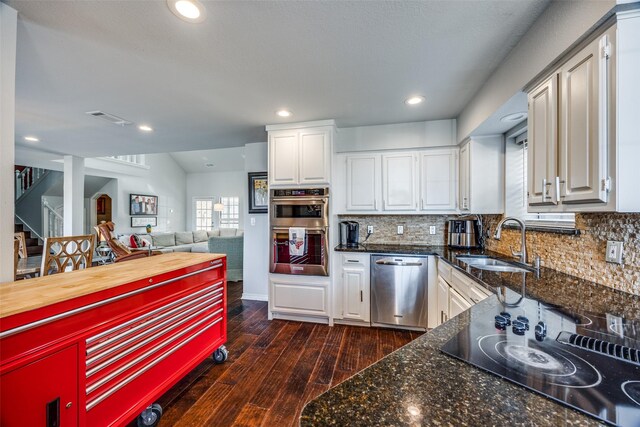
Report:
300,244,640,426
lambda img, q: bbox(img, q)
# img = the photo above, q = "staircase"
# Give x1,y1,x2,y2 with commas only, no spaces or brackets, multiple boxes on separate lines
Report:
14,223,43,257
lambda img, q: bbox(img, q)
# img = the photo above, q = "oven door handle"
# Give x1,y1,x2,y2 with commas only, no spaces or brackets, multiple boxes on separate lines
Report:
271,227,327,233
271,198,327,204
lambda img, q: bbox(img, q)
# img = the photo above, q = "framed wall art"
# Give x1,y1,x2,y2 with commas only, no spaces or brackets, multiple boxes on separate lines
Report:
131,217,157,227
248,172,268,214
130,194,158,216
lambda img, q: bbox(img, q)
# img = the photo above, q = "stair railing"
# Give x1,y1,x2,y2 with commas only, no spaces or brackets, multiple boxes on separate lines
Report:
15,167,46,199
43,201,64,238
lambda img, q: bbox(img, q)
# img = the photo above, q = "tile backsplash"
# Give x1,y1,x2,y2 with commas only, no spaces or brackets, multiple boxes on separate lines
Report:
337,215,448,245
482,213,640,296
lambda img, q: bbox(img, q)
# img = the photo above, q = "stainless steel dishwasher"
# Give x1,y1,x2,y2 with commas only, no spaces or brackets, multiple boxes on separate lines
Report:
371,255,428,331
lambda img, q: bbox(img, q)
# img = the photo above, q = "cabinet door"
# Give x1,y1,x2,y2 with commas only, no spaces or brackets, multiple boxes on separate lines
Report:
342,266,367,321
346,155,379,211
449,287,472,319
0,345,78,427
420,149,457,211
269,130,299,186
299,128,331,184
382,153,417,211
559,34,610,205
270,279,328,317
528,75,559,207
437,277,450,326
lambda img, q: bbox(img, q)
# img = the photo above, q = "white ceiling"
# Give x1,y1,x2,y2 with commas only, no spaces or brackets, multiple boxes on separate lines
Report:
170,146,245,173
8,0,549,158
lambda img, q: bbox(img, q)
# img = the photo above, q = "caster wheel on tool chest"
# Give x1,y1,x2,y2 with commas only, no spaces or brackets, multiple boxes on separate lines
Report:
213,345,228,364
137,403,163,427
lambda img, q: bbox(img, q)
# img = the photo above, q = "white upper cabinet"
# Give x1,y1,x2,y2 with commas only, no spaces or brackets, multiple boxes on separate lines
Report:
269,130,299,186
267,121,334,187
458,137,504,214
382,153,417,210
559,35,608,205
299,128,332,185
528,75,559,207
419,148,457,211
346,154,380,211
526,17,640,212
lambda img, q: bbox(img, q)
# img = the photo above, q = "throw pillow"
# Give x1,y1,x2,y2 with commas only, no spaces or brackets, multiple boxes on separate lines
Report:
219,228,236,237
129,235,138,249
207,229,221,238
151,232,176,247
133,234,147,248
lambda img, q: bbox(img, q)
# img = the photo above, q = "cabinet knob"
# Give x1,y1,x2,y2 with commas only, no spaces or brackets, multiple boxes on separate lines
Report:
66,402,72,409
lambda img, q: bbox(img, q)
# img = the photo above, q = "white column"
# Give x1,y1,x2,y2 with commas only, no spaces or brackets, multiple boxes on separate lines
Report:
0,4,18,283
63,155,85,235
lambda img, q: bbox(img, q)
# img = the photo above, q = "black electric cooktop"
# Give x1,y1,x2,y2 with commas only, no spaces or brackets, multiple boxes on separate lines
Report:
441,287,640,426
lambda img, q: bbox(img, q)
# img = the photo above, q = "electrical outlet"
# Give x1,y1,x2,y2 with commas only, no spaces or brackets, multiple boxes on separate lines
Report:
605,241,623,264
397,225,404,235
367,225,374,234
429,226,436,235
250,217,256,226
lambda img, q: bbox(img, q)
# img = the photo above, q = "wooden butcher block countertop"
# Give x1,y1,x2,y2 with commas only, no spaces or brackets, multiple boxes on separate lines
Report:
0,252,225,320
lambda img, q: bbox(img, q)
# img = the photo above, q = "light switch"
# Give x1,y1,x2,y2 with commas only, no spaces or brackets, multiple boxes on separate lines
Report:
397,225,404,235
250,217,256,226
605,241,623,264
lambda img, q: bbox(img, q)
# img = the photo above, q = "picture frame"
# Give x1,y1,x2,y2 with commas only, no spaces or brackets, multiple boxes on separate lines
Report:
131,217,157,227
248,172,268,214
130,194,158,216
96,197,106,215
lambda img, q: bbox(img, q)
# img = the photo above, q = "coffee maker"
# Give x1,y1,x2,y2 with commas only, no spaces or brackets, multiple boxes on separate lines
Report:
448,219,480,248
339,221,360,248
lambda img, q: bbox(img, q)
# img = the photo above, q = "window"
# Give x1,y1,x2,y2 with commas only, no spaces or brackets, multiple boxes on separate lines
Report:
194,198,215,231
505,129,575,228
219,196,240,229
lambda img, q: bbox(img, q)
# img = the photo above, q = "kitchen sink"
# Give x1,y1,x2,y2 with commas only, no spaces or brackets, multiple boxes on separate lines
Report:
455,256,531,273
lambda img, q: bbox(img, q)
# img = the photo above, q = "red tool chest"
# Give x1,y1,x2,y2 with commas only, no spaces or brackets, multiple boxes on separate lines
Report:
0,254,227,427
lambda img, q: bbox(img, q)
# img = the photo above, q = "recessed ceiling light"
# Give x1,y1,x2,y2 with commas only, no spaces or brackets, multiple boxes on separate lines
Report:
167,0,206,23
24,136,39,142
138,125,153,132
500,112,527,123
276,109,292,118
405,96,425,106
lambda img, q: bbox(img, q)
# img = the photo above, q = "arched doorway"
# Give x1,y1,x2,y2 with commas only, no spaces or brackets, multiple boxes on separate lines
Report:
96,194,112,224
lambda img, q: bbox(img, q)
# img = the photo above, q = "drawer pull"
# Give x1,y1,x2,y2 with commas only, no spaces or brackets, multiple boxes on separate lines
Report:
346,260,359,263
86,308,223,394
86,315,223,411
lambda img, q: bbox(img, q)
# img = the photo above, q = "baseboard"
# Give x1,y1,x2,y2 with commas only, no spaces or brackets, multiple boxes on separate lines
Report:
334,318,371,327
241,292,268,302
270,312,330,325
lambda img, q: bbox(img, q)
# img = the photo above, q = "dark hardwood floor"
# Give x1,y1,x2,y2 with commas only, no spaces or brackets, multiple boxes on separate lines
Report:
155,281,422,426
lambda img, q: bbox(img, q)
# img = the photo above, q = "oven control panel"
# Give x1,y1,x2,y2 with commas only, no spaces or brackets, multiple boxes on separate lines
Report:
272,188,328,197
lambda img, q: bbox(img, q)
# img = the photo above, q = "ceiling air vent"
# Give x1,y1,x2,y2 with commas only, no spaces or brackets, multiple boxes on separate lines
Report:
86,111,133,126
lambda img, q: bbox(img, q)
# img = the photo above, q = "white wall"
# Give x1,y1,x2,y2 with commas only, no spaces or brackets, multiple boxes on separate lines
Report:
0,4,17,282
457,0,616,141
185,170,246,231
91,153,187,234
242,142,269,301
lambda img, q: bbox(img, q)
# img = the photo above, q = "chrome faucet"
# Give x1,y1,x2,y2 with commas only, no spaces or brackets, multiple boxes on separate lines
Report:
493,217,527,264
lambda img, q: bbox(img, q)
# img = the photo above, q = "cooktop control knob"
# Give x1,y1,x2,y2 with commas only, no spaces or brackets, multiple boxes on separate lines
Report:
499,312,512,324
495,315,509,330
516,316,530,330
512,319,527,336
535,322,547,341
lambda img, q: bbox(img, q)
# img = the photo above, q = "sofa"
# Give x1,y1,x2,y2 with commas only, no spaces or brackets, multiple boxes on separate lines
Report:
117,229,244,280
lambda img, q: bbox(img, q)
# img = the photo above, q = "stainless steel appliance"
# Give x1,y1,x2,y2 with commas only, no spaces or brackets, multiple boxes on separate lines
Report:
448,219,479,248
441,287,640,426
371,255,428,331
339,221,359,248
270,188,329,276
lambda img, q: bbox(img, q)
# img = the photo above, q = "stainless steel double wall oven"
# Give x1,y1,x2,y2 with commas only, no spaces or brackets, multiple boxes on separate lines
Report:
270,188,329,276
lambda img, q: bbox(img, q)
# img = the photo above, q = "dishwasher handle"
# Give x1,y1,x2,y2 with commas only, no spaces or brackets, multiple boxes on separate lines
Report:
375,260,423,267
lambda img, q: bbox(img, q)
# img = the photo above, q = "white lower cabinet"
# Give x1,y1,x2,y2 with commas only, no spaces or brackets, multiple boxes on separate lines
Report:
269,275,329,322
335,253,370,324
436,259,491,326
449,287,472,319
